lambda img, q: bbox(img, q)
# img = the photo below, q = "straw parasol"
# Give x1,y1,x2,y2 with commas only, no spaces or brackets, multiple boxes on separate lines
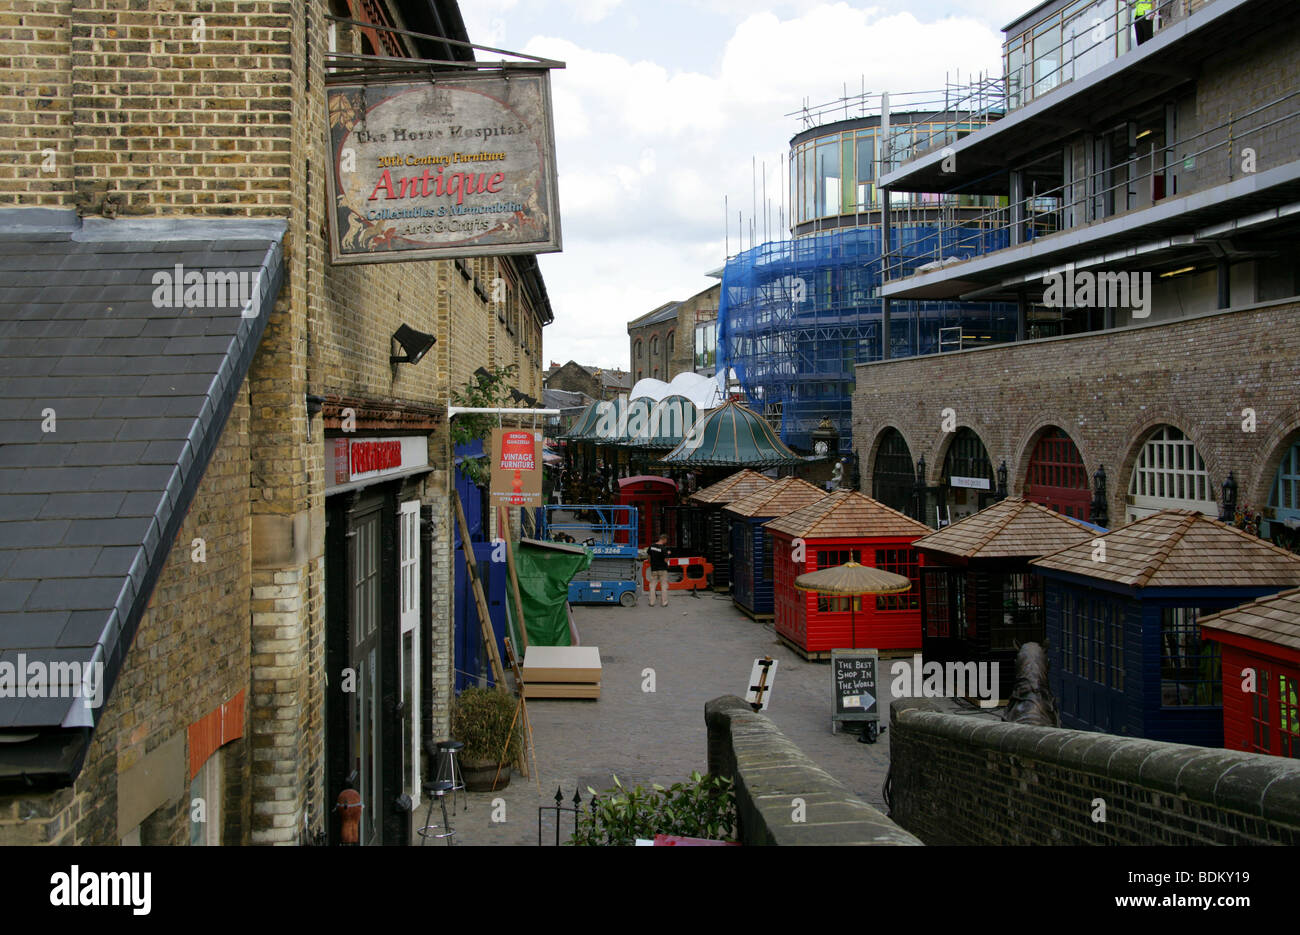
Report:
794,561,912,649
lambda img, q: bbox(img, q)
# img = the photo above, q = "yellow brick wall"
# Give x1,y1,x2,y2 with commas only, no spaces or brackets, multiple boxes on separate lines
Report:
0,0,73,206
0,0,551,844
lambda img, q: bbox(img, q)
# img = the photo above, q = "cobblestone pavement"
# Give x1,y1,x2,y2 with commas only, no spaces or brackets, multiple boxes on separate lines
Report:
421,587,901,847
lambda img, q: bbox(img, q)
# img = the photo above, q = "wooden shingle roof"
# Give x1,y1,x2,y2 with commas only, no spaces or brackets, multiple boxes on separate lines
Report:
914,497,1095,561
1200,586,1300,654
764,489,931,539
690,469,773,505
1030,509,1300,590
723,477,828,519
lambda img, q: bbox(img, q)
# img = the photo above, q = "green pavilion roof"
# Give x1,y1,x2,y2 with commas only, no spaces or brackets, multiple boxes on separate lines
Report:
660,399,804,468
560,400,602,440
629,395,700,449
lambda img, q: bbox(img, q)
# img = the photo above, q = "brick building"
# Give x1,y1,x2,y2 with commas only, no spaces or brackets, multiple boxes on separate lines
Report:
543,359,629,401
627,283,719,384
0,0,552,846
856,0,1300,538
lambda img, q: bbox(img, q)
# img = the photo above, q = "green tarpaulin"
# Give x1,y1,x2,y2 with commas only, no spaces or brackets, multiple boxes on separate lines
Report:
514,539,592,646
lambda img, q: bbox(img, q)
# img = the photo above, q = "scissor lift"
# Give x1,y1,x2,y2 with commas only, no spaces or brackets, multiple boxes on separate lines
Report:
540,504,640,607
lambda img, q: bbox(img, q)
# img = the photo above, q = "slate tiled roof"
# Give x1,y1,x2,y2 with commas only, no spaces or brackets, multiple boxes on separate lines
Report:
599,370,631,390
1199,586,1300,654
764,489,931,539
690,469,773,505
914,497,1096,561
1030,509,1300,590
0,211,285,780
723,476,827,519
628,300,680,329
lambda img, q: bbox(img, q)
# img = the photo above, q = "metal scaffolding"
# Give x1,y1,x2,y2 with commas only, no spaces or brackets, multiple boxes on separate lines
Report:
717,226,1017,454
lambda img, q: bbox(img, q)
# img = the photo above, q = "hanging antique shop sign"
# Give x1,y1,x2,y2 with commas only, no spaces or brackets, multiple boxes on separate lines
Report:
326,70,562,264
489,427,543,509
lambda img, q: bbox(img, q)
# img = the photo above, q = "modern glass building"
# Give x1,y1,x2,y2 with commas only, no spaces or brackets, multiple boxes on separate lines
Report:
718,101,1018,453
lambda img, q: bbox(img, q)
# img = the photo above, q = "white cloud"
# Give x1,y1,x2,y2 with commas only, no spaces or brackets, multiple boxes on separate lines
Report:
521,3,1007,368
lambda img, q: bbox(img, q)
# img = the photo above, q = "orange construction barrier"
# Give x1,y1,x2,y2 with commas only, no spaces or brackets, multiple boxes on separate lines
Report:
641,555,714,592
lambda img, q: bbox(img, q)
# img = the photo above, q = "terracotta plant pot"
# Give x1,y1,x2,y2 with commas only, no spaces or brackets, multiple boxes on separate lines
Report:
461,758,511,792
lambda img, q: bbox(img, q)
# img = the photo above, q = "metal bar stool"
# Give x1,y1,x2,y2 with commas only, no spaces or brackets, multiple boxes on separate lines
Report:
433,739,466,812
417,780,456,846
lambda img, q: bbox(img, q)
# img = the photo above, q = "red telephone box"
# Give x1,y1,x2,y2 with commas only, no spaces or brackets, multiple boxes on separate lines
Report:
618,475,678,547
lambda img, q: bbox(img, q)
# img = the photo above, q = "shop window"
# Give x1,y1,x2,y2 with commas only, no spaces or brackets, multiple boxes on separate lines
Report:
1062,591,1075,675
398,500,421,807
874,548,919,611
1250,667,1272,753
1281,674,1300,758
1109,602,1124,691
990,571,1042,650
1159,607,1221,707
190,748,222,846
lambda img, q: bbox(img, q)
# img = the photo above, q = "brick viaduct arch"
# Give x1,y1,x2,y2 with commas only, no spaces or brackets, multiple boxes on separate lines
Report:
851,303,1300,528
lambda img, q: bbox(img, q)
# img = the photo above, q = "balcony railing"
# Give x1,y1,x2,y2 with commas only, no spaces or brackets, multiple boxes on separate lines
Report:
881,87,1300,284
891,0,1212,169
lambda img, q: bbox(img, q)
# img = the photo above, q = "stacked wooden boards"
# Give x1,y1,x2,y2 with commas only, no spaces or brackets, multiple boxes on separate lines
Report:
521,645,602,699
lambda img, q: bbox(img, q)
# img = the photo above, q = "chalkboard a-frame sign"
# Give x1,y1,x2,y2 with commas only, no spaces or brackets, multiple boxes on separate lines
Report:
831,648,879,734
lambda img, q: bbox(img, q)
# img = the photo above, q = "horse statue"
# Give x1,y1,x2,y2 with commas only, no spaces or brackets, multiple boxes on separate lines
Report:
1002,642,1059,727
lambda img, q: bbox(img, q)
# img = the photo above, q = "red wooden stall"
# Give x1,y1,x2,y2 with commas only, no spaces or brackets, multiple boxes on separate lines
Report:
618,475,677,548
1200,586,1300,757
766,490,930,658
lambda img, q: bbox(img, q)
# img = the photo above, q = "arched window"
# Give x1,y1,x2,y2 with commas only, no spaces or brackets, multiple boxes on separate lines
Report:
666,331,675,356
871,428,915,517
1025,427,1089,520
1127,425,1216,522
651,335,659,356
1266,437,1300,542
634,339,642,360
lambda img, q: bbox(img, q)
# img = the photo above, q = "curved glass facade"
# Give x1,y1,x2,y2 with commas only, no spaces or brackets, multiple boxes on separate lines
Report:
789,116,1005,228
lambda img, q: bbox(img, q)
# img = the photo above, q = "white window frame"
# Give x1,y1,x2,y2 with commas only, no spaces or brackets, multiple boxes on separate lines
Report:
1127,426,1217,521
190,748,222,846
398,499,421,809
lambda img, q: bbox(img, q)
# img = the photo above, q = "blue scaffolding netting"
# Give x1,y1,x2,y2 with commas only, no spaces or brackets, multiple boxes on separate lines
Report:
717,225,1017,453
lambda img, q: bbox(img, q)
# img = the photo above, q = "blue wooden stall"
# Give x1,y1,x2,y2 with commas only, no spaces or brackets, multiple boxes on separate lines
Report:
724,477,827,619
453,444,509,692
1031,509,1300,746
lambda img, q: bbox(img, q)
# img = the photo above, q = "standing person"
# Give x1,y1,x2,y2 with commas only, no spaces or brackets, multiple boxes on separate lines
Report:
1132,0,1154,46
644,534,672,607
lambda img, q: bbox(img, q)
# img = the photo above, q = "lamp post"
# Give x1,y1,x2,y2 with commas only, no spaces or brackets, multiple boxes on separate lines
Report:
1221,471,1238,523
1090,464,1108,527
914,455,927,523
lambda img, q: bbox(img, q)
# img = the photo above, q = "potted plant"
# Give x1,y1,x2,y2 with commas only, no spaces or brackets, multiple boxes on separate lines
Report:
450,686,522,792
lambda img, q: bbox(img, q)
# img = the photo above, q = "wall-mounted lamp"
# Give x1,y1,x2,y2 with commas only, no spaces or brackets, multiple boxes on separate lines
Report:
1091,464,1109,528
1220,471,1238,522
390,324,436,365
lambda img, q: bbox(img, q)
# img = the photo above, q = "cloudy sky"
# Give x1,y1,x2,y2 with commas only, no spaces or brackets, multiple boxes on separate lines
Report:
458,1,1033,372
